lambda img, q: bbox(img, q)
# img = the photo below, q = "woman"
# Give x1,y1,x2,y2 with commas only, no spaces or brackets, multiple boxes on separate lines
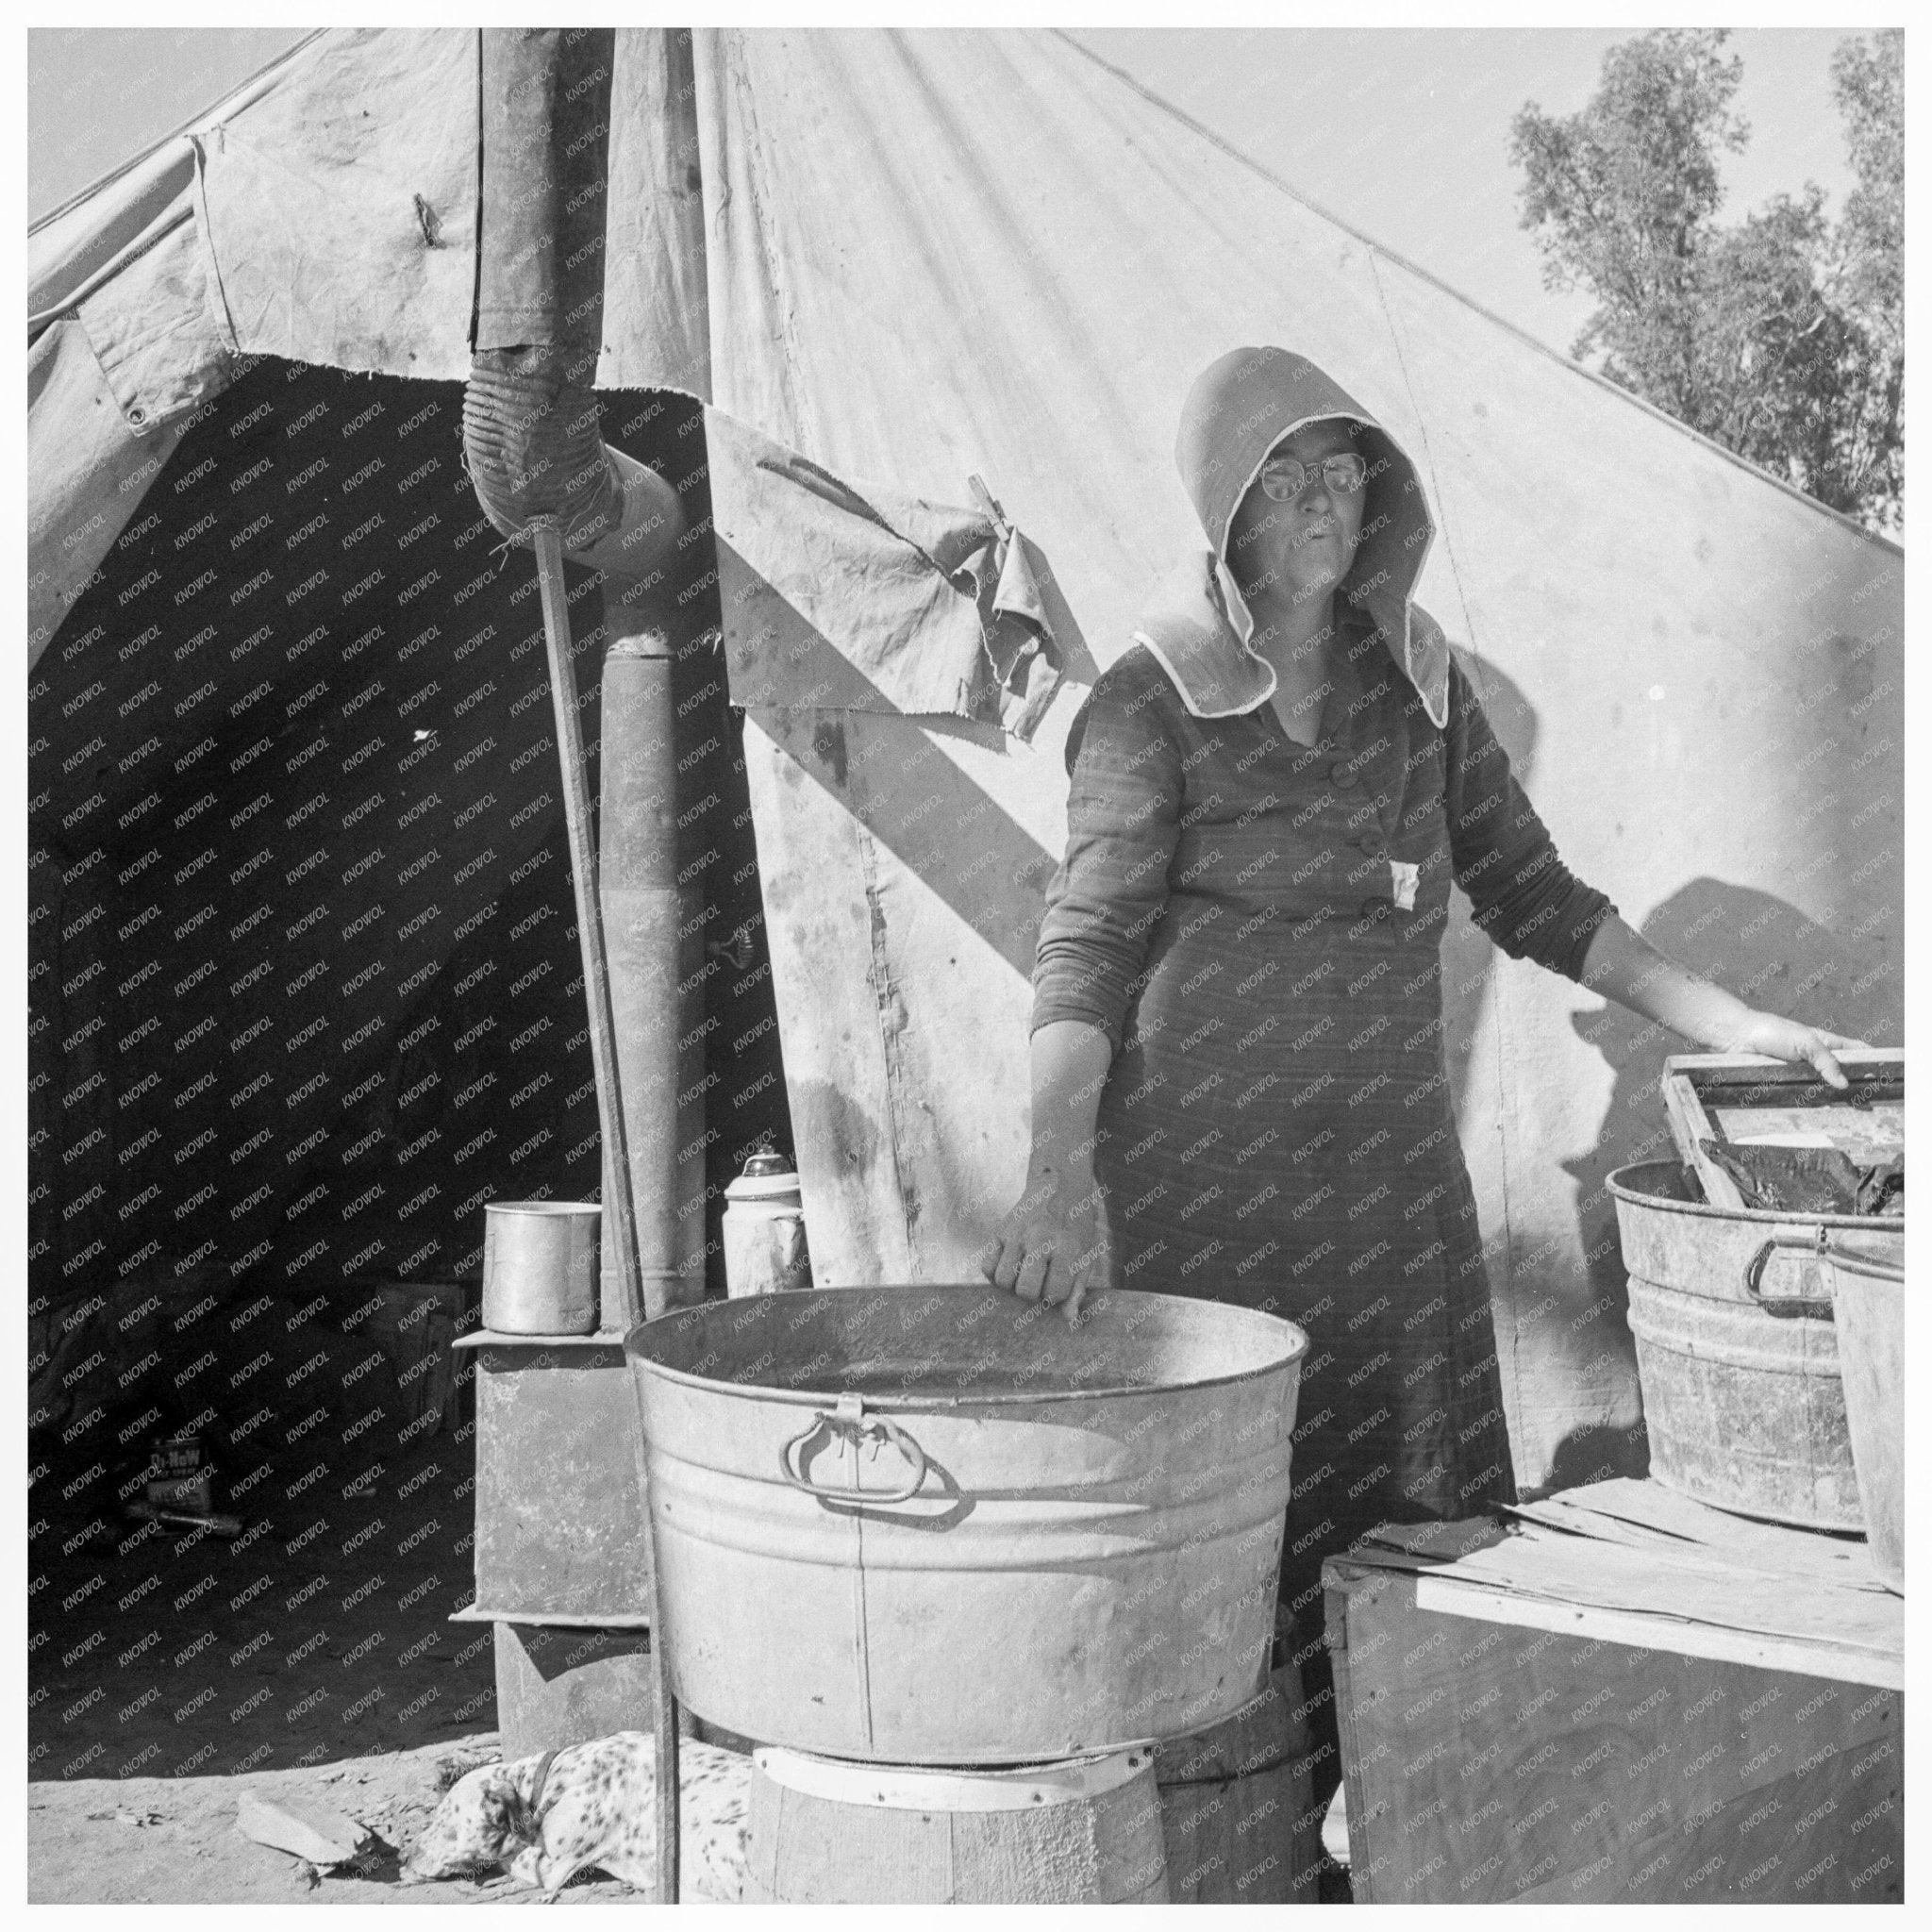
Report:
979,345,1866,1802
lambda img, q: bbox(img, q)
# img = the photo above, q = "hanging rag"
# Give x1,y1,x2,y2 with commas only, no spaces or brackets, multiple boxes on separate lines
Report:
708,409,1063,741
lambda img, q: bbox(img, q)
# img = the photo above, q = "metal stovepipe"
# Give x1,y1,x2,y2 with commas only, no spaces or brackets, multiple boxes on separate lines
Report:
464,25,691,1900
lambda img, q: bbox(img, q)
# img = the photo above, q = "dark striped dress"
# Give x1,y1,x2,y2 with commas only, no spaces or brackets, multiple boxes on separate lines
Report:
1030,608,1618,1633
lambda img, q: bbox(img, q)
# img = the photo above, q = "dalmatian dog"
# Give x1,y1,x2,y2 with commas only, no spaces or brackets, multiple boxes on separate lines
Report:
401,1731,749,1900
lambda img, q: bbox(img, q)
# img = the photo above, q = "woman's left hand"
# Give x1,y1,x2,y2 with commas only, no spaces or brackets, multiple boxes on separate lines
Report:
1708,1009,1873,1090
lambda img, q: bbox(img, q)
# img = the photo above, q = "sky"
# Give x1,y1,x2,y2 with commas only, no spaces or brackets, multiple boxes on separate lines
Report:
28,25,1865,363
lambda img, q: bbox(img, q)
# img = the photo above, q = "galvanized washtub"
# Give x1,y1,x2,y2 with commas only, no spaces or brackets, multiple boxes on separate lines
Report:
1609,1160,1905,1530
625,1284,1307,1764
1818,1238,1905,1592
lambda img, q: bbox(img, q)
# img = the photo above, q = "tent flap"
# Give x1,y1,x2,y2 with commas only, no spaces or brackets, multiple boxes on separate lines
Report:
78,191,230,431
30,171,235,666
27,321,186,671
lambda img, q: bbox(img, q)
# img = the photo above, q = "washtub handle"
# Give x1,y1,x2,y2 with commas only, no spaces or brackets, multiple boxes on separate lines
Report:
1742,1227,1835,1320
779,1392,929,1506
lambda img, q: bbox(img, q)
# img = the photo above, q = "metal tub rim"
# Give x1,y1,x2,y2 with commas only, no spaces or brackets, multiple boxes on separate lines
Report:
1607,1159,1905,1236
1824,1245,1906,1284
625,1283,1309,1413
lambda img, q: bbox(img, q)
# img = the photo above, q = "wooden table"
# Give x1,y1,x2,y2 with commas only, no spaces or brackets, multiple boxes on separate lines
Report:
1325,1479,1903,1905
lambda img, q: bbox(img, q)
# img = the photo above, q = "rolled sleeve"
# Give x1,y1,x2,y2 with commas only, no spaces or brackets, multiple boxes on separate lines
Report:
1443,658,1618,984
1030,654,1183,1050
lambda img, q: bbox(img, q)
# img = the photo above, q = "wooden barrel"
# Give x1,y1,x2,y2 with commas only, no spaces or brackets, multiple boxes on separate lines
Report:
744,1746,1169,1902
1154,1661,1324,1903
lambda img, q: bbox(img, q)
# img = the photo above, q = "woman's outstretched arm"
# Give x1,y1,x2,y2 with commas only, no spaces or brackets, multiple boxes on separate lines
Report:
1024,1018,1114,1181
1575,915,1870,1089
985,652,1187,1318
978,1019,1115,1317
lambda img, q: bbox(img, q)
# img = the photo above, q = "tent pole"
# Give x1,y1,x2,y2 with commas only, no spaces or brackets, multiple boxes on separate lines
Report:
526,517,680,1905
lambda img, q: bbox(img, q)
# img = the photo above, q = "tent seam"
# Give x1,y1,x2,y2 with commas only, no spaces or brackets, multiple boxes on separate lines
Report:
188,136,242,363
1051,29,1900,559
1368,252,1478,649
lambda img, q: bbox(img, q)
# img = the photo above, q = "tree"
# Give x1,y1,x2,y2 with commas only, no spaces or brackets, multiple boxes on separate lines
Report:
1510,29,1903,534
1827,29,1904,528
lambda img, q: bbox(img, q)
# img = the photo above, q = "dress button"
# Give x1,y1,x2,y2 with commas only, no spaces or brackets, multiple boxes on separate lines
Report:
1358,897,1388,921
1330,762,1360,790
1358,832,1386,858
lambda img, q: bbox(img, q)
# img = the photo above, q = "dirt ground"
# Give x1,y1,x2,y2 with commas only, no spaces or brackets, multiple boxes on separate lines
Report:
24,1735,655,1905
27,1399,635,1904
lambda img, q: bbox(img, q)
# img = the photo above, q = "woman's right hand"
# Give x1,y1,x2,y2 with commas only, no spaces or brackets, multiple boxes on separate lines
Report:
977,1160,1112,1324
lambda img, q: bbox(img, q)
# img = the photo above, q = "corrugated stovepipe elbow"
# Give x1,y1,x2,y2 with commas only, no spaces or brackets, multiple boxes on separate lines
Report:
463,343,685,583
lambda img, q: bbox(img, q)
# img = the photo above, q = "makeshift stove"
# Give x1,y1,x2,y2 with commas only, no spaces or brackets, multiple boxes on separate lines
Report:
448,1324,657,1758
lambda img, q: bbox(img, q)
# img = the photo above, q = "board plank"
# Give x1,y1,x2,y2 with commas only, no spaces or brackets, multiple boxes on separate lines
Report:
1411,1579,1901,1691
1711,1103,1904,1161
1661,1049,1904,1091
1405,1520,1900,1677
1502,1476,1882,1584
1661,1064,1743,1208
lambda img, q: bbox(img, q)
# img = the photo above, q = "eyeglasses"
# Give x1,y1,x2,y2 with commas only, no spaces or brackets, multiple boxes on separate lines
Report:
1257,452,1368,502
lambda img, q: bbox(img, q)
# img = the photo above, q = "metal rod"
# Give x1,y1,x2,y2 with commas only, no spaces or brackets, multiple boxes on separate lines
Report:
527,518,680,1905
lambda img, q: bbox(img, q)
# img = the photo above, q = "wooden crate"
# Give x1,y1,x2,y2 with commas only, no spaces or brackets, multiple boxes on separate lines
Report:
1326,1481,1903,1904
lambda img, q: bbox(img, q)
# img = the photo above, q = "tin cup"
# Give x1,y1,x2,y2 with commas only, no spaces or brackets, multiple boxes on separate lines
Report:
481,1201,601,1335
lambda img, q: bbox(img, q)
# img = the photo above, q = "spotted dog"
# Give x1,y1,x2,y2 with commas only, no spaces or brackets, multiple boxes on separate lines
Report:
401,1731,749,1899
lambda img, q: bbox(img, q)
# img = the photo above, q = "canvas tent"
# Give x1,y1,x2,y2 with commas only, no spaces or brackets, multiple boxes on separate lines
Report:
30,27,1903,1496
